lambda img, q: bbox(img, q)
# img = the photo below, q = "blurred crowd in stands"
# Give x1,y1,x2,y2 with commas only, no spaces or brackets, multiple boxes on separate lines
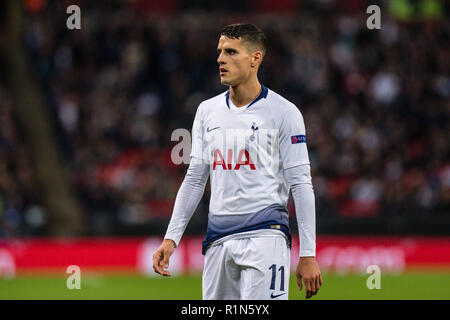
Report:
0,0,448,236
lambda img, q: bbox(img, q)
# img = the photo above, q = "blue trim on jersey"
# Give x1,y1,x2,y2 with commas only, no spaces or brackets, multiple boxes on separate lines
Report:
225,91,230,108
202,223,291,255
225,84,268,109
201,204,292,255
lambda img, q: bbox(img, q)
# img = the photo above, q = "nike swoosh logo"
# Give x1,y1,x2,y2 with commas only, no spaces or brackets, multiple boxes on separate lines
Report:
270,292,286,299
207,126,220,132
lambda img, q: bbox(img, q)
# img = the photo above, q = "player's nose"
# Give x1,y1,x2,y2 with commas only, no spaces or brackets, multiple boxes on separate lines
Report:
217,52,226,65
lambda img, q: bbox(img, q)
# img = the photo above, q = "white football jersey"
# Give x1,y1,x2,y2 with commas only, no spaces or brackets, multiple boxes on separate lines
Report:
190,84,311,253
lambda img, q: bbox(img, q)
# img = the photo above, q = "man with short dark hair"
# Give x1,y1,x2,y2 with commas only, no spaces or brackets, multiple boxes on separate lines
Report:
153,23,322,300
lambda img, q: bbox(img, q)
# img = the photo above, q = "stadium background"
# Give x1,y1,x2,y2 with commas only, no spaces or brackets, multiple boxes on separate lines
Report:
0,0,449,299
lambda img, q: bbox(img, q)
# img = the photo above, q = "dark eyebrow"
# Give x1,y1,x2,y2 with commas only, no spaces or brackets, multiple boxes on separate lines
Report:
218,48,237,54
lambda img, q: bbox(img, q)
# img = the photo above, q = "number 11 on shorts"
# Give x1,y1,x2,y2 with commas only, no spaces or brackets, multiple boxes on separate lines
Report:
269,264,285,291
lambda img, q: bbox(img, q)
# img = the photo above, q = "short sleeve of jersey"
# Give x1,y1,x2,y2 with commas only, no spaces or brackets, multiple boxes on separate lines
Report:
190,104,206,162
279,105,310,169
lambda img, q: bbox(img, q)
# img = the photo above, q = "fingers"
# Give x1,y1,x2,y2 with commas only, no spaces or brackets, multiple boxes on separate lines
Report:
152,249,171,277
296,258,323,299
304,274,322,299
316,274,322,292
304,277,312,299
152,250,164,275
163,254,170,270
159,258,171,277
152,240,175,277
310,278,316,298
296,274,303,291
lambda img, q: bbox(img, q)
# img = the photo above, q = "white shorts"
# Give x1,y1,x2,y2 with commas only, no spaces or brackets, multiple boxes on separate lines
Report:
202,231,290,300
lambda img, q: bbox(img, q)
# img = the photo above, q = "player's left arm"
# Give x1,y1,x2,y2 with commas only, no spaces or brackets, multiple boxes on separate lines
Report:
279,104,322,299
284,164,322,299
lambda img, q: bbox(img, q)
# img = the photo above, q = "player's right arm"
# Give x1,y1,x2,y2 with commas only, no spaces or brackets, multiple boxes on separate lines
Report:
153,104,209,276
152,160,210,276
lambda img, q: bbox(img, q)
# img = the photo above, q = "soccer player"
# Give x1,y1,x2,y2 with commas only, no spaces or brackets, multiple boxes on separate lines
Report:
153,23,322,300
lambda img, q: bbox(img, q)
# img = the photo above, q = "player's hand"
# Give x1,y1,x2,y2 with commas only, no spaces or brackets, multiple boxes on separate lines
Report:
296,256,323,299
152,239,175,277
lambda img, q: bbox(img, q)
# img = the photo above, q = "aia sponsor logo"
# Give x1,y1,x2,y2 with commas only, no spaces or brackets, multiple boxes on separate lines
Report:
213,149,256,170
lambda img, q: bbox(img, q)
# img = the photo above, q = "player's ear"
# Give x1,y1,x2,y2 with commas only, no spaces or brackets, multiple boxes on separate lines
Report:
251,51,263,68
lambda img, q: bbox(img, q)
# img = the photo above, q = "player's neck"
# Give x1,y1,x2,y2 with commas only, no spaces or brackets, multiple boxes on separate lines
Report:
229,78,262,108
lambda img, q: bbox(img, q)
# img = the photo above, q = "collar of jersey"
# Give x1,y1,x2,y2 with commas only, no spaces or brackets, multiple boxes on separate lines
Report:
225,84,268,109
